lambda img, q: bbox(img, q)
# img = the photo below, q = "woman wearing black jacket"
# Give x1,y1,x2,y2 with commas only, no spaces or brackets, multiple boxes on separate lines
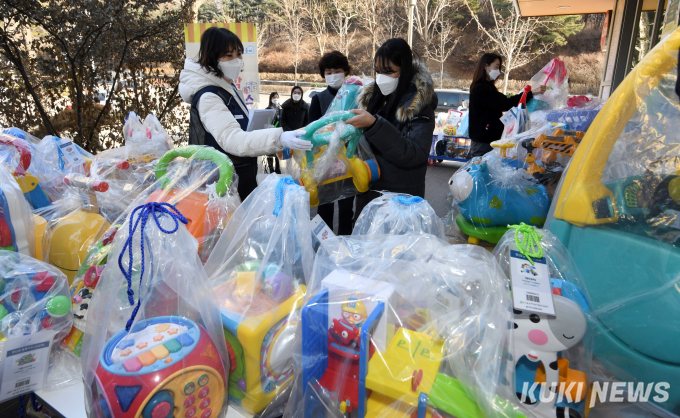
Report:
468,53,545,157
280,86,309,132
347,38,437,221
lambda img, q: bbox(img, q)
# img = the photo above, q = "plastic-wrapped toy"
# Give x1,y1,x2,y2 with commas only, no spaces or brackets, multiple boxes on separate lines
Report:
546,30,680,413
294,77,380,207
0,132,52,209
204,175,313,418
123,111,174,163
0,164,35,256
147,146,240,261
527,58,569,113
352,193,446,239
32,135,93,201
493,226,592,418
61,223,120,359
82,201,229,418
449,158,551,244
42,175,111,284
0,250,73,393
284,234,518,418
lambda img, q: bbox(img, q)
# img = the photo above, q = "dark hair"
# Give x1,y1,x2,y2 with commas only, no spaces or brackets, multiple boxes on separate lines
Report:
366,38,415,123
290,86,304,108
318,51,352,78
471,53,502,91
291,86,303,96
197,27,244,78
269,91,279,107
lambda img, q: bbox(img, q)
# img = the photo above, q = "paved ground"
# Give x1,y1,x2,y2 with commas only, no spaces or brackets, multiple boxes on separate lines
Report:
318,160,462,234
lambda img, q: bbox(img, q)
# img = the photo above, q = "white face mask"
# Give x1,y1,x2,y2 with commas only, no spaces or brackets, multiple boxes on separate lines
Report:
272,98,279,105
292,93,302,102
325,72,345,90
376,74,399,96
488,68,501,81
219,58,243,81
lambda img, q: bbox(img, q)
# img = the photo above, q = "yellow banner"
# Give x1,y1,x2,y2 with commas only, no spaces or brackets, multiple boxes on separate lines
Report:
184,22,257,44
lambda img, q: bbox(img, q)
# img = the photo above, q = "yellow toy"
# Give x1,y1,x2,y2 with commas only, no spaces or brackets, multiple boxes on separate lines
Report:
215,266,306,415
490,141,516,159
44,175,110,284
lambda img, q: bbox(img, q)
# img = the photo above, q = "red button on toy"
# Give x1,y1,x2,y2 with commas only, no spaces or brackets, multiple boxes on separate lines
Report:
151,401,172,418
11,287,21,303
200,408,212,418
199,397,210,409
198,387,209,399
33,272,55,292
184,395,195,408
184,406,197,418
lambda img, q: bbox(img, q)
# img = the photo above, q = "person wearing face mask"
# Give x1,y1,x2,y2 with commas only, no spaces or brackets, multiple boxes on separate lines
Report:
280,86,309,132
346,38,438,222
309,51,355,235
179,27,311,200
468,52,546,157
264,92,283,173
309,51,351,123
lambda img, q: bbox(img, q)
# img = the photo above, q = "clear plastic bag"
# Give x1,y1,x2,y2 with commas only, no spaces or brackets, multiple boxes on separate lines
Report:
33,136,93,201
352,193,446,239
81,201,230,418
146,146,241,263
203,174,313,418
0,130,54,210
448,156,551,245
527,58,569,112
493,226,593,418
546,31,680,414
123,112,174,162
0,164,36,257
0,250,75,391
295,77,380,207
284,234,518,418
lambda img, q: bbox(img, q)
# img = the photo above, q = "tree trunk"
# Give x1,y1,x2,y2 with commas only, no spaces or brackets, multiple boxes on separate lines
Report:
440,61,444,89
503,69,510,94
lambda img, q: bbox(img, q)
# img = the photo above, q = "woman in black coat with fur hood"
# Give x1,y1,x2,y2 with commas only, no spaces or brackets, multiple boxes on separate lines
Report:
346,38,438,221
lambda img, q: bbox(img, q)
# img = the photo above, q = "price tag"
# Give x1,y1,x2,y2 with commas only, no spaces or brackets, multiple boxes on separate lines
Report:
509,249,555,315
311,214,335,252
55,137,86,167
0,331,56,402
500,108,517,126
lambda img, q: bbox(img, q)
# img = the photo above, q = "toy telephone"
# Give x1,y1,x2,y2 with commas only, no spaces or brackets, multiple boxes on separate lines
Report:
92,316,226,418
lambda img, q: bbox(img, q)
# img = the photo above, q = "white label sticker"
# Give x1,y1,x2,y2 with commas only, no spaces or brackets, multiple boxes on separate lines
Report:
0,331,56,402
311,214,335,252
500,108,517,126
510,250,555,315
55,138,86,166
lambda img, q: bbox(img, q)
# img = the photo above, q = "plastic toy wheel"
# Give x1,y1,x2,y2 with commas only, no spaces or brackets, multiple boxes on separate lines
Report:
428,159,436,166
468,236,480,245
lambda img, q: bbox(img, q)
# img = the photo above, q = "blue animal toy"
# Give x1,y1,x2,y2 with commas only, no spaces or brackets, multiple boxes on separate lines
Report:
448,161,551,244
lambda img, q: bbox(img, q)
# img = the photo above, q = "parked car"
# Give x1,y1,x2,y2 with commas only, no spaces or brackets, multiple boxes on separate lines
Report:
434,89,470,113
303,87,326,103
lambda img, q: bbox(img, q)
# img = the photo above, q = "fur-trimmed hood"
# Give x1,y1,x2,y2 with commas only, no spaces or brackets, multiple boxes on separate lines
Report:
357,60,437,123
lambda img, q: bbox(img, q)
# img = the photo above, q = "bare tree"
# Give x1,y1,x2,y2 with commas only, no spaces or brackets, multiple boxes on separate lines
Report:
330,0,359,57
357,0,386,74
277,0,307,81
304,0,330,57
381,0,406,42
426,12,466,88
463,0,554,93
408,0,452,50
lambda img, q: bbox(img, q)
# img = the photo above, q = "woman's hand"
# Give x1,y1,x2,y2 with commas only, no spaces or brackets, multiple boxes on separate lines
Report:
532,85,547,95
346,109,376,129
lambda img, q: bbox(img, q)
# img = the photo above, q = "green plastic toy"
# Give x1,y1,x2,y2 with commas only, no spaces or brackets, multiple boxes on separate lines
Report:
155,145,234,197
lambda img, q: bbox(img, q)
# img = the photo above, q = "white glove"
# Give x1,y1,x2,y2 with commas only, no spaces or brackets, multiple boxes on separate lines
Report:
280,130,312,151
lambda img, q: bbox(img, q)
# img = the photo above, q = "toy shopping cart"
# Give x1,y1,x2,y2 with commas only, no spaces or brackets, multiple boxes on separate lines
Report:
428,135,471,166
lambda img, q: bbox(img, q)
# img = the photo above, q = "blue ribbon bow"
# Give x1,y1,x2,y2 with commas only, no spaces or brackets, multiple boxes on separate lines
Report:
118,202,188,331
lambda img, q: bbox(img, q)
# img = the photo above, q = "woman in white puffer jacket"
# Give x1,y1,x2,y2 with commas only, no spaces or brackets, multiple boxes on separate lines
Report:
179,27,310,199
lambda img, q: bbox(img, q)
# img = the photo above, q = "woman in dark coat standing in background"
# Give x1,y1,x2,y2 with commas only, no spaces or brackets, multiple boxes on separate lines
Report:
280,86,309,132
468,52,545,157
346,38,437,222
